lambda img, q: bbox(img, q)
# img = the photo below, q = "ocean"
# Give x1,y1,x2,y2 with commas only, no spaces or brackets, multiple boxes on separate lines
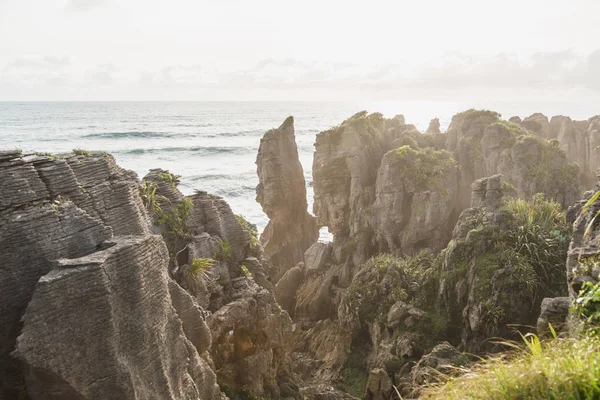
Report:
1,101,595,233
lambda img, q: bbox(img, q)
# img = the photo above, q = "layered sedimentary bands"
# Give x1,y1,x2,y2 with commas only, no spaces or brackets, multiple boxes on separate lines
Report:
0,109,599,399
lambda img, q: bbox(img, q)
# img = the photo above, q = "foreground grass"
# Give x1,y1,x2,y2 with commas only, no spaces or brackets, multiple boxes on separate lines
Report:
420,333,600,400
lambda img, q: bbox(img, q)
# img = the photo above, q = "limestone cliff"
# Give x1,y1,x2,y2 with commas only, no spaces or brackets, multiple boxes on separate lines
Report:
143,168,295,399
256,116,318,277
0,149,294,400
519,113,600,188
0,150,225,400
14,236,223,400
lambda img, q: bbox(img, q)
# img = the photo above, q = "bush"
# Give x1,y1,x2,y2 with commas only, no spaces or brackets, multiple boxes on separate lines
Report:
574,281,600,328
157,171,181,189
189,258,216,283
344,251,438,325
156,197,194,239
235,214,260,248
214,238,232,261
420,333,600,400
392,145,456,191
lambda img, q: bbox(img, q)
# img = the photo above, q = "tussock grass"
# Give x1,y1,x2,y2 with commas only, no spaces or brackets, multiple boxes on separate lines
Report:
421,333,600,400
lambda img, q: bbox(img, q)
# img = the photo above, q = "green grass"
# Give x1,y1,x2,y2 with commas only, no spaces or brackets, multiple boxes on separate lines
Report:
420,333,600,400
72,148,92,157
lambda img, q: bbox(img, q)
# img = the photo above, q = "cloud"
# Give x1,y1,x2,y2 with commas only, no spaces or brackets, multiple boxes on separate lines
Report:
85,63,118,85
65,0,108,12
2,50,600,101
1,56,72,87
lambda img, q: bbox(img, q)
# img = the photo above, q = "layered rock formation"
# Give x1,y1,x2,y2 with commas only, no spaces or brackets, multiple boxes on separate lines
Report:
271,109,583,398
256,117,318,277
516,113,600,187
143,168,296,398
0,150,151,399
0,150,293,400
14,236,223,400
1,107,596,400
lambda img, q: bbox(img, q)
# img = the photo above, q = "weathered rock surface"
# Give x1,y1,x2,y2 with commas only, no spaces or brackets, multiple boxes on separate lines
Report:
537,296,570,335
372,146,458,254
207,277,293,397
0,151,151,399
425,118,441,135
144,166,297,398
408,342,467,387
1,149,295,400
481,121,580,206
14,236,223,400
256,117,318,276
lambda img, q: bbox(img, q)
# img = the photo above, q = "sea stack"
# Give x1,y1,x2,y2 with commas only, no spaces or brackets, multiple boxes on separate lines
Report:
256,116,318,277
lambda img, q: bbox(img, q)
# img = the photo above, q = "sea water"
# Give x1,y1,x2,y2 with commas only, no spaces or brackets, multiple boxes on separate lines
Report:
3,100,588,233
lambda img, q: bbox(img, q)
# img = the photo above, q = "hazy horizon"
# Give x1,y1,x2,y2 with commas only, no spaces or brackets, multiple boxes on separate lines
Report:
1,0,600,104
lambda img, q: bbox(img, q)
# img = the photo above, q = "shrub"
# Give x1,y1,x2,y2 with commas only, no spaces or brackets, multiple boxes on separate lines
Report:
157,171,182,189
156,197,193,239
392,145,456,191
214,238,232,261
189,258,216,283
573,281,600,328
344,251,438,325
235,214,260,248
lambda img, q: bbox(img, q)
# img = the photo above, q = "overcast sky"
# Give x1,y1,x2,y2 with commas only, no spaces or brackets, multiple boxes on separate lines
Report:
1,0,599,102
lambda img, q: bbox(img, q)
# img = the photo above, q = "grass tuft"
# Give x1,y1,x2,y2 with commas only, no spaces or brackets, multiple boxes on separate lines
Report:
420,333,600,400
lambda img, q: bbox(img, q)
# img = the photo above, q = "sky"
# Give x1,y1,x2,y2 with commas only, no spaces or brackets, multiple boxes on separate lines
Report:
1,0,600,103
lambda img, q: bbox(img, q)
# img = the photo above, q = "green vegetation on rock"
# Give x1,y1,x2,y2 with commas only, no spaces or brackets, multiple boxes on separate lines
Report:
456,109,502,120
72,148,92,157
156,197,193,240
392,145,456,191
157,171,182,188
235,214,260,249
574,281,600,329
440,195,571,341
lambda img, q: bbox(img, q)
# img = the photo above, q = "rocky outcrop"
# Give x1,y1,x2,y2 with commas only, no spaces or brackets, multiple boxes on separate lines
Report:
207,277,293,397
1,149,293,400
425,118,441,135
312,112,458,267
372,146,458,255
0,150,151,399
516,113,600,187
481,121,580,206
256,117,318,277
14,236,223,400
438,175,570,351
144,167,296,398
